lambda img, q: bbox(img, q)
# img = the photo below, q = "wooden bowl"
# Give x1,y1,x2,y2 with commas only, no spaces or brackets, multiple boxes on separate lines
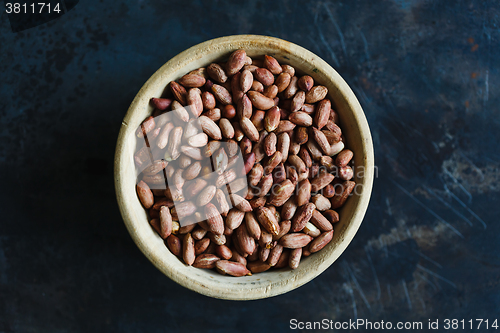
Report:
114,35,374,300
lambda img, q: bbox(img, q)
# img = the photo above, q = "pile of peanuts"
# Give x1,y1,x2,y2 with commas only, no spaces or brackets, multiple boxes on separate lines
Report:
134,49,355,277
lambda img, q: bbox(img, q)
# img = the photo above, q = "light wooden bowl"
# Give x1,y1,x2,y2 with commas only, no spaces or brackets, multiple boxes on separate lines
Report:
114,35,374,300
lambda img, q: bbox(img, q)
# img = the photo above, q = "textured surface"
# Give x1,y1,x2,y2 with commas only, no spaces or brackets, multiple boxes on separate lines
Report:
0,0,499,331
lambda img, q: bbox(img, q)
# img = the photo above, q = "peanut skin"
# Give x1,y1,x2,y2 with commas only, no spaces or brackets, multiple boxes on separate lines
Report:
135,50,357,276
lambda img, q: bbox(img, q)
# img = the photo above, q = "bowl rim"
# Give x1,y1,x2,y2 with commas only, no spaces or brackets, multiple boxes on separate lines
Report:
114,34,374,300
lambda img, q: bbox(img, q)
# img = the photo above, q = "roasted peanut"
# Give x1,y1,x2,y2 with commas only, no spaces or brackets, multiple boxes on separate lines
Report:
135,50,357,276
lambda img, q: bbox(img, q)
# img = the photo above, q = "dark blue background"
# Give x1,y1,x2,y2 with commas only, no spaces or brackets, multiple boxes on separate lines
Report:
1,1,499,332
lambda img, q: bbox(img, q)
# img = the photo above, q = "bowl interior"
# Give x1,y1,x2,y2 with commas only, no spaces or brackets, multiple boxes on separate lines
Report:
115,35,374,300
